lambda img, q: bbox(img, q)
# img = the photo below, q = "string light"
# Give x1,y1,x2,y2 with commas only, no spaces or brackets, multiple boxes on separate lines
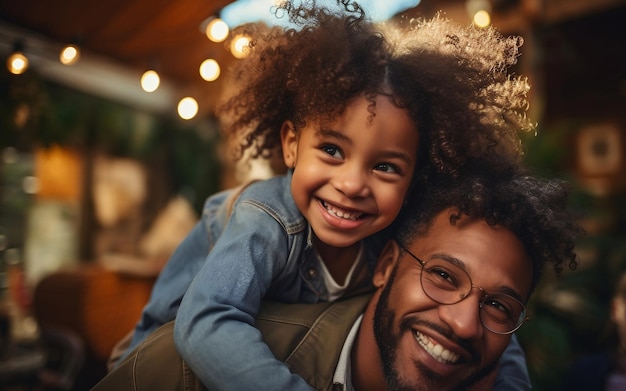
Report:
7,41,28,75
230,34,251,59
140,69,160,92
178,97,198,120
205,17,229,43
465,0,492,27
473,10,491,27
59,43,81,65
199,58,220,82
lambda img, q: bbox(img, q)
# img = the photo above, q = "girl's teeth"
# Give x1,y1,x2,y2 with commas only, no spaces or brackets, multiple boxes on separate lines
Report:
323,201,361,220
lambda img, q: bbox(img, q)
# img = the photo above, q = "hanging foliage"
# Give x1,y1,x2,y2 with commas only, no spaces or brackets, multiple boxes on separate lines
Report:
0,66,222,213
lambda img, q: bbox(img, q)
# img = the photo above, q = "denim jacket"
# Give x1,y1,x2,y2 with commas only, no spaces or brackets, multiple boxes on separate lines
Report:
122,173,530,390
124,173,381,390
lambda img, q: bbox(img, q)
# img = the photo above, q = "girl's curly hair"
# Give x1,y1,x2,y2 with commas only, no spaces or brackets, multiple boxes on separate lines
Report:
218,0,534,179
396,162,583,296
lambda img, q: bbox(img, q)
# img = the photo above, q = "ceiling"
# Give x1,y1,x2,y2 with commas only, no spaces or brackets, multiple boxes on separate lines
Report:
0,0,238,84
0,0,237,114
0,0,624,117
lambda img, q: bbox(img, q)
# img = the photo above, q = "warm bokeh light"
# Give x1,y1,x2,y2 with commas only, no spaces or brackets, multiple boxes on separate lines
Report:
2,147,18,164
22,176,39,195
199,59,220,82
465,0,490,17
206,18,229,43
230,34,251,59
60,44,80,65
140,70,160,92
7,51,28,74
177,97,198,120
473,10,491,27
35,146,82,201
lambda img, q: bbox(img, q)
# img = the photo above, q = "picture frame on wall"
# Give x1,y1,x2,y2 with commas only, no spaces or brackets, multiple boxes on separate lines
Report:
576,122,623,196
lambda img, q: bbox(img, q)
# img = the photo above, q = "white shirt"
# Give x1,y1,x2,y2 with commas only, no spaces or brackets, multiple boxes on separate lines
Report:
332,314,364,391
318,244,365,301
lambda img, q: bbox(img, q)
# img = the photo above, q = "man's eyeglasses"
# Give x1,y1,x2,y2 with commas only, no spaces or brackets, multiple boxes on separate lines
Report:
399,244,528,335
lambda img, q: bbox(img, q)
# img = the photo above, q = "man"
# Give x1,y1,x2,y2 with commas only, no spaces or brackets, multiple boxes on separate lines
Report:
92,164,581,391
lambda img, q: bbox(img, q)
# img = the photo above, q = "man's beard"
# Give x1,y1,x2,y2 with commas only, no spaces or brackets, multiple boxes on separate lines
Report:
372,265,497,391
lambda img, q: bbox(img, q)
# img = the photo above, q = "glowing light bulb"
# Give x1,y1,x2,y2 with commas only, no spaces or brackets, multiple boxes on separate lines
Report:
60,44,80,65
141,70,160,92
473,10,491,27
230,34,251,59
178,97,198,120
206,18,229,43
200,59,220,81
7,52,28,74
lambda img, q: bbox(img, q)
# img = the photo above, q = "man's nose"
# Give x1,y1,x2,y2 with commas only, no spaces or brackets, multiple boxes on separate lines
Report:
437,291,484,340
332,164,371,198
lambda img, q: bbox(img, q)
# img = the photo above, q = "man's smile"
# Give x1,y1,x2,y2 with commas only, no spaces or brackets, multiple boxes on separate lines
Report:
414,330,461,364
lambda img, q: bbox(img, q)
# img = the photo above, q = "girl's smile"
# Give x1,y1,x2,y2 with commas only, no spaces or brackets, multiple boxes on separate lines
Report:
281,93,419,253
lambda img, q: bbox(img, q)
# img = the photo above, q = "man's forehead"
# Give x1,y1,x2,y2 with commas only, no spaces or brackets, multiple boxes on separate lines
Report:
411,207,514,253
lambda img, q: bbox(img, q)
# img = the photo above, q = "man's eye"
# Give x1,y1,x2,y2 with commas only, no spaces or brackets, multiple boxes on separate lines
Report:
374,163,399,174
426,267,458,287
321,145,343,159
484,298,510,314
483,296,520,321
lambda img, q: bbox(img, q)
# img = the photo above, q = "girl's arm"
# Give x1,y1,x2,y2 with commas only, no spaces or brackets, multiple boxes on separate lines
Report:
115,190,233,366
174,201,314,391
120,219,211,359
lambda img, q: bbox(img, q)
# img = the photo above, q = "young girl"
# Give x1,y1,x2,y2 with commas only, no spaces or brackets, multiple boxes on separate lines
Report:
118,1,535,389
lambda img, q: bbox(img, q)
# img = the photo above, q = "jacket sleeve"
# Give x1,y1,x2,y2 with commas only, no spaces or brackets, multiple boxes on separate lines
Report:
174,201,314,391
493,334,531,390
115,191,232,366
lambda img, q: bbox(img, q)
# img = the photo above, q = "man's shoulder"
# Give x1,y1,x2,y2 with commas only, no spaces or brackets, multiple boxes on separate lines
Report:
256,294,371,390
258,294,370,328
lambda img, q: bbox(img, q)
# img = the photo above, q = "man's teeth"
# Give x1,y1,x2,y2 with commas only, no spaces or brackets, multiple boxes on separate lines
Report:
415,331,460,364
323,201,362,220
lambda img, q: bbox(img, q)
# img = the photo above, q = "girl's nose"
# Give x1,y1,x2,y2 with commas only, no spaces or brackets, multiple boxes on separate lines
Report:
332,164,371,198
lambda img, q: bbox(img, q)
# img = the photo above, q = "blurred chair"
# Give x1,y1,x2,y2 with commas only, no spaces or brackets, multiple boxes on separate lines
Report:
37,328,84,390
32,264,156,390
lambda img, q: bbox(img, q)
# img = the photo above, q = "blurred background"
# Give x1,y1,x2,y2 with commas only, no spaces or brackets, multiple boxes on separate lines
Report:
0,0,624,390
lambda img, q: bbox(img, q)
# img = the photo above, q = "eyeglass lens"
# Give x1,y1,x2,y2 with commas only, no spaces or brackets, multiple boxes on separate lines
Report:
419,257,526,335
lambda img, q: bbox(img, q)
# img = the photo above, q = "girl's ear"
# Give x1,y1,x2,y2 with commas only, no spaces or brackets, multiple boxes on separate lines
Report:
280,121,297,169
373,240,402,287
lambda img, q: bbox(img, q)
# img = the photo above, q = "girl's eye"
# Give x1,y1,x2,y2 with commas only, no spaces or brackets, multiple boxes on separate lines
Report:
321,145,343,159
374,163,399,174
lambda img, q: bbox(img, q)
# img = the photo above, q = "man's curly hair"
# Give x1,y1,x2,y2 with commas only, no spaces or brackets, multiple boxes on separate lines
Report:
218,0,534,179
395,162,583,297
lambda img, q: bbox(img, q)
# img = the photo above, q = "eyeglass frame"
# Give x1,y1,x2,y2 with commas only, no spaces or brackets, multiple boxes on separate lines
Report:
398,243,529,335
